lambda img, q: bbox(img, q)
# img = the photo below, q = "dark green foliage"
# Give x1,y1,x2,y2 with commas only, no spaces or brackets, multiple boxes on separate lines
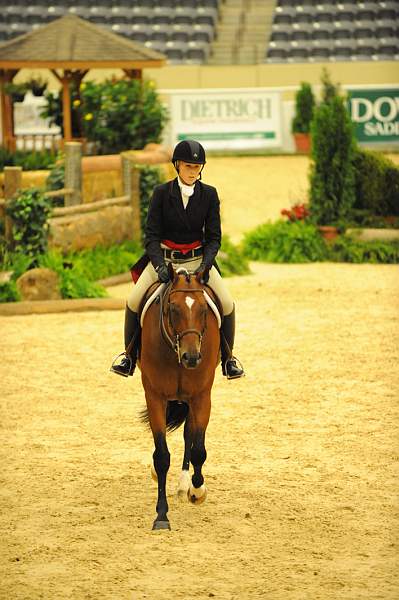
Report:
242,220,329,263
328,236,399,264
292,82,315,134
309,95,356,225
242,220,399,264
40,86,83,138
80,79,168,154
45,155,65,207
0,281,19,302
353,148,399,217
63,241,143,281
218,236,250,277
138,166,166,236
6,188,53,261
320,67,340,104
38,251,108,299
0,146,56,170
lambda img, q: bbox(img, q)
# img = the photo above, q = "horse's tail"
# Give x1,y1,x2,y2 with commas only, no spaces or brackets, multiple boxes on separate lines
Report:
140,401,189,433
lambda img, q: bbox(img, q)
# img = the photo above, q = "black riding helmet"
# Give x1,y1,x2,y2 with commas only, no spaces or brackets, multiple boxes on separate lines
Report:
172,139,206,179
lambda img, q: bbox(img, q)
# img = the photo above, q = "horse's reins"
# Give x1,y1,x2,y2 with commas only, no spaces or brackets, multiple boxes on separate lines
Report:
160,286,207,364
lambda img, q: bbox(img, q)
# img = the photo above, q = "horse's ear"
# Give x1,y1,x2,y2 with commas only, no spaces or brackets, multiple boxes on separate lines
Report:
167,262,175,281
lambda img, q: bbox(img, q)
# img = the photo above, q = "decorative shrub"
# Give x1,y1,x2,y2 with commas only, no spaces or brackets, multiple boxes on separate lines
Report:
218,236,250,277
352,148,399,217
64,241,143,282
0,280,19,303
38,251,108,299
242,220,329,263
292,82,315,134
6,188,53,260
138,165,166,235
40,85,83,138
328,236,399,264
0,147,56,170
45,155,65,207
309,94,356,225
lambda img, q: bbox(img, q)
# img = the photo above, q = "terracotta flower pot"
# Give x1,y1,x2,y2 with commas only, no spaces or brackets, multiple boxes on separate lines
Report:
318,225,339,241
293,133,311,154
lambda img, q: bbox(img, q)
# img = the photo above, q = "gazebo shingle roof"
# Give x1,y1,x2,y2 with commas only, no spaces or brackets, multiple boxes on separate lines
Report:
0,14,165,66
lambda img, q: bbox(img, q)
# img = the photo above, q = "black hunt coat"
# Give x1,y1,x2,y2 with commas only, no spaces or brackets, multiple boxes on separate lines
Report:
144,178,222,270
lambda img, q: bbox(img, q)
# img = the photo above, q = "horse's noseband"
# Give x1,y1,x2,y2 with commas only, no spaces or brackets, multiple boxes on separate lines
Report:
161,287,207,364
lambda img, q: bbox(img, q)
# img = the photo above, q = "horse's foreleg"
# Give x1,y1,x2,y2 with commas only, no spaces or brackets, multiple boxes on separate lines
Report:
188,394,210,505
153,432,171,529
146,392,171,531
177,417,192,501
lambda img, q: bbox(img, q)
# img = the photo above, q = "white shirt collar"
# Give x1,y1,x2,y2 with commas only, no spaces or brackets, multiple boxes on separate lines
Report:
178,177,195,198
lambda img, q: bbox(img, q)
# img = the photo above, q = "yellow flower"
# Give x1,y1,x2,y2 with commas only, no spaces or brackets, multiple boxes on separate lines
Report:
84,113,93,121
80,83,86,90
73,99,81,107
148,80,155,88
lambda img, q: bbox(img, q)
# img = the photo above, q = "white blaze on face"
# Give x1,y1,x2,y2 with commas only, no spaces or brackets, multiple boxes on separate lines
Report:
185,296,195,312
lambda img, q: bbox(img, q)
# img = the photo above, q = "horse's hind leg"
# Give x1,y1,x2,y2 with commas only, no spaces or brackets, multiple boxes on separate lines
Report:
146,392,171,530
188,393,211,505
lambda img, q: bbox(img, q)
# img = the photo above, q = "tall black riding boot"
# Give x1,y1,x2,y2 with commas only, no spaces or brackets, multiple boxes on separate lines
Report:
110,305,140,377
221,306,245,380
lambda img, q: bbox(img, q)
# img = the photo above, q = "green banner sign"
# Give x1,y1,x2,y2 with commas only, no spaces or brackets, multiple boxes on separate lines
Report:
348,89,399,143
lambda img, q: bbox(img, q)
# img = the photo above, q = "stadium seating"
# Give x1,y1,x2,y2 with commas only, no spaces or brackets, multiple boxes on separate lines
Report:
0,1,221,65
266,0,399,62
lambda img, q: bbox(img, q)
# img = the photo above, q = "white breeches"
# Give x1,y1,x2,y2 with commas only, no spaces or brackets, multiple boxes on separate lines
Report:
127,255,234,316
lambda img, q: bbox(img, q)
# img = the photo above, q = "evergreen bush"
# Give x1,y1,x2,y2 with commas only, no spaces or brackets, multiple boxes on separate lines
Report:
292,82,315,134
309,94,356,225
6,188,53,261
353,148,399,217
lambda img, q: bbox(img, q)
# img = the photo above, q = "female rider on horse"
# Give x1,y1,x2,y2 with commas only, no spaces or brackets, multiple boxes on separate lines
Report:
110,139,245,380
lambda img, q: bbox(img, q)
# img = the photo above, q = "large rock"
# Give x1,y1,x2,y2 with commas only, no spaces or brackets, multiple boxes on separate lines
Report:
16,268,61,301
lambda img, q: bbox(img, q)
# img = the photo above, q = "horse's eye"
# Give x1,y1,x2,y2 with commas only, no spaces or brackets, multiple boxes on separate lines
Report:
170,304,180,315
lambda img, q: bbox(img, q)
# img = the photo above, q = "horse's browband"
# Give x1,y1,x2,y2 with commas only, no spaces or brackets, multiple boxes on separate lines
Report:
169,288,204,295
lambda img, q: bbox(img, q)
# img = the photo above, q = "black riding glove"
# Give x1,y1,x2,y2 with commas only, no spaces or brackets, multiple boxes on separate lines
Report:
156,263,170,283
194,262,210,284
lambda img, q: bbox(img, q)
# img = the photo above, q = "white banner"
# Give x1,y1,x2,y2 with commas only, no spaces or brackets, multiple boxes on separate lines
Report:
170,88,282,151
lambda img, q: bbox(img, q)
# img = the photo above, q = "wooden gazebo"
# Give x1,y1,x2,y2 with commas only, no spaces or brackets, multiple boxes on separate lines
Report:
0,15,166,150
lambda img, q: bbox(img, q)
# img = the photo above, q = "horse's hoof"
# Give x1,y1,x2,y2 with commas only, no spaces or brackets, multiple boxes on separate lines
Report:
188,484,207,505
177,470,190,501
152,520,171,531
151,465,158,482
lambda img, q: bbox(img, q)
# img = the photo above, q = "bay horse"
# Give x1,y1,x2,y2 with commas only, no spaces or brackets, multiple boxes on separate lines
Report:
139,264,220,530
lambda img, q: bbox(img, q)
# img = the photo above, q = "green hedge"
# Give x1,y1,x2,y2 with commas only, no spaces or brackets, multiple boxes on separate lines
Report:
0,147,56,170
242,220,399,264
242,220,329,263
353,148,399,217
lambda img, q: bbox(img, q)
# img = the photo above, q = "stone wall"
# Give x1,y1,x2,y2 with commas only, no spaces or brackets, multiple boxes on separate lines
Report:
48,200,135,252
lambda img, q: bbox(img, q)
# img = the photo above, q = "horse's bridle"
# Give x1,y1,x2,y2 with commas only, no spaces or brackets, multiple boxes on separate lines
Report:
160,286,207,364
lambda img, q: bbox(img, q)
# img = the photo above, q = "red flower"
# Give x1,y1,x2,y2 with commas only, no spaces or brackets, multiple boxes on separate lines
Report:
281,203,310,222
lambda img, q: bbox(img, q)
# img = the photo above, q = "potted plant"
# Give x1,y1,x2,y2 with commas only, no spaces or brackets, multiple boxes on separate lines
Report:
309,75,356,241
28,76,48,97
292,82,315,154
4,82,28,103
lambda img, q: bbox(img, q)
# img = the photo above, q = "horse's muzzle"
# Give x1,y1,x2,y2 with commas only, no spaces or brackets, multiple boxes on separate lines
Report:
181,352,202,369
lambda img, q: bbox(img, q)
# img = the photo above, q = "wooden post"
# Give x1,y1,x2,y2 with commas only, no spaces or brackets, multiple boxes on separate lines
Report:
64,141,82,206
62,72,72,142
4,166,22,244
122,155,142,241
